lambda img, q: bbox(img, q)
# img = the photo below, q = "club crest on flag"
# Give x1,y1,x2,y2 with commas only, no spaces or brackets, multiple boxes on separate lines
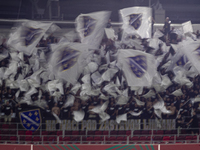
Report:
129,14,142,30
176,55,188,66
19,109,41,131
21,27,43,46
82,16,96,37
59,47,80,71
128,55,147,78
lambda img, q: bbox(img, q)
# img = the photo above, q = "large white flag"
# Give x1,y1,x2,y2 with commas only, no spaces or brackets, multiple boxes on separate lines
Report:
119,7,152,38
49,43,91,84
7,21,52,56
75,11,111,49
117,49,156,87
182,40,200,73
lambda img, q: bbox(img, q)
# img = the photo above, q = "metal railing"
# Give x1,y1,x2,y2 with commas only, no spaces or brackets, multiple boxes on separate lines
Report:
0,122,199,145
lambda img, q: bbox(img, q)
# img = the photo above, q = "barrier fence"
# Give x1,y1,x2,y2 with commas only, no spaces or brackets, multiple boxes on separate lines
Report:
1,144,200,150
0,122,200,145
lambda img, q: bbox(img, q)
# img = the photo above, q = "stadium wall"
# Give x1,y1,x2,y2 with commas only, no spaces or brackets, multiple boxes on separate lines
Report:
0,144,200,150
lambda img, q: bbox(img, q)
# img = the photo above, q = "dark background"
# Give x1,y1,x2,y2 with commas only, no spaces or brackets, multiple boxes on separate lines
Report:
0,0,200,23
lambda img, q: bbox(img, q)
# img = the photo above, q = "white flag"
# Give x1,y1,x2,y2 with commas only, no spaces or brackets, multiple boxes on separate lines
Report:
182,21,193,34
120,7,152,38
75,11,111,49
49,43,91,85
73,110,85,122
7,21,52,56
182,40,200,74
117,49,156,87
116,113,127,124
171,89,183,96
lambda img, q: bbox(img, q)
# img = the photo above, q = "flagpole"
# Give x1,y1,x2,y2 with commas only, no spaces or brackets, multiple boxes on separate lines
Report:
149,0,151,7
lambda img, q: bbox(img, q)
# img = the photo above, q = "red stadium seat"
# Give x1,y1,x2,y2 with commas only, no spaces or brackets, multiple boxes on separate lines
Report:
48,131,57,135
133,130,140,135
139,136,147,141
25,130,32,135
71,136,80,141
163,136,170,141
32,130,40,135
126,130,131,136
33,136,41,142
25,136,32,142
18,130,25,135
153,136,163,141
164,130,172,135
86,136,93,142
65,131,72,136
131,136,139,141
63,136,71,141
58,137,63,144
87,131,95,136
1,130,9,135
118,131,126,135
57,131,62,136
2,124,9,129
42,131,48,135
1,136,10,142
72,131,79,135
9,124,16,129
156,130,164,135
95,131,102,135
79,131,86,136
10,136,17,141
109,136,116,141
49,136,57,143
141,130,151,135
10,130,17,135
94,136,102,141
110,131,118,135
42,136,49,144
103,131,109,135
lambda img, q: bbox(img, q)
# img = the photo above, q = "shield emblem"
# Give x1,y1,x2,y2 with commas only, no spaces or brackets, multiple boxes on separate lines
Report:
21,27,43,46
176,55,188,66
129,14,142,30
58,47,80,71
19,109,41,131
82,16,96,37
128,55,147,78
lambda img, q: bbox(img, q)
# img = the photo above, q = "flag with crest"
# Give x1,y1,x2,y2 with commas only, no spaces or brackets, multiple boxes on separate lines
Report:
75,11,111,49
119,7,152,38
19,109,41,131
117,49,156,87
7,21,52,56
49,43,91,85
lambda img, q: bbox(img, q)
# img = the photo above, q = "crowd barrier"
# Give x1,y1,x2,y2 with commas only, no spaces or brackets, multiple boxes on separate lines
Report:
0,144,200,150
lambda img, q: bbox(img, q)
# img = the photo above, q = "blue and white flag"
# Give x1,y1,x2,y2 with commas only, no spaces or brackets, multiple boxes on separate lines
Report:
7,21,52,56
117,49,156,87
75,11,111,49
19,109,41,131
119,7,152,38
49,43,91,85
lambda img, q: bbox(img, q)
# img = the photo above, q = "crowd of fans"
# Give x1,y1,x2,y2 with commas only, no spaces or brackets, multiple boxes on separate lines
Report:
0,20,200,135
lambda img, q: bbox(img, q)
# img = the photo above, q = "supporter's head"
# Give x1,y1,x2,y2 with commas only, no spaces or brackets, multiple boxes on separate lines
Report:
6,100,9,106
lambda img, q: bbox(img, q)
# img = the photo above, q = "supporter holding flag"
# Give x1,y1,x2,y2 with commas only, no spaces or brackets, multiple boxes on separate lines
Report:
119,7,152,39
7,21,52,56
117,49,156,87
75,11,111,49
49,43,91,85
